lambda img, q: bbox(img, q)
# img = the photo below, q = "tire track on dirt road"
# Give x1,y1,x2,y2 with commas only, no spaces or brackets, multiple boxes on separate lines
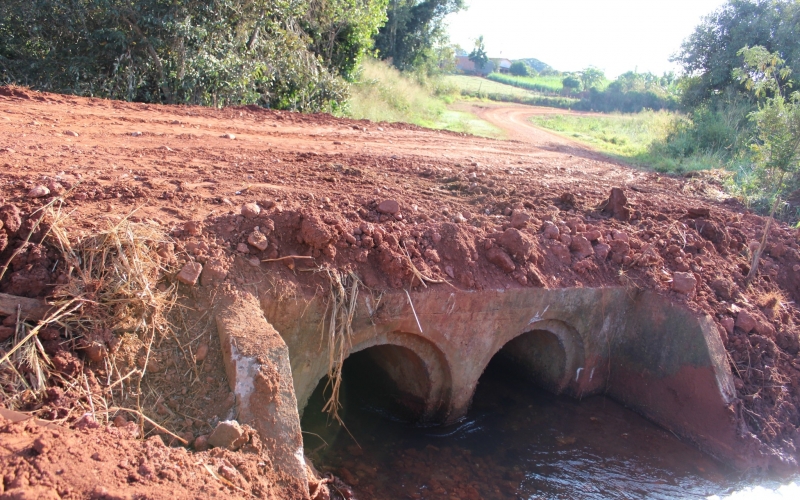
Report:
453,102,614,162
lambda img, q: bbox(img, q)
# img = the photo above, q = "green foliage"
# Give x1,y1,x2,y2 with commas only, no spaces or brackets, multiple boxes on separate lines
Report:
674,0,800,107
374,0,465,71
445,75,541,98
344,58,502,137
581,71,679,113
484,70,678,113
749,93,800,193
448,76,580,109
659,96,752,159
346,58,445,123
530,111,709,172
731,47,800,210
580,67,605,91
509,61,531,77
303,0,389,80
734,45,793,98
561,75,582,93
0,0,392,111
468,36,489,70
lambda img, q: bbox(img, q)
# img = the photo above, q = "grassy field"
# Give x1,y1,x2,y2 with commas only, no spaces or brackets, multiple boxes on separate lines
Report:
530,111,723,173
486,73,565,93
444,75,534,98
344,59,503,138
445,75,581,109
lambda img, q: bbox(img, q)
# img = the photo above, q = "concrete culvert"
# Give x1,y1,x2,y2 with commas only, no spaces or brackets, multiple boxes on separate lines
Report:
349,345,432,419
300,332,454,423
498,329,568,394
494,319,586,397
304,344,433,429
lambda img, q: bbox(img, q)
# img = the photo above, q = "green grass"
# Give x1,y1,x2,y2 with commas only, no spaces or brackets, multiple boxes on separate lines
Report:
530,111,726,173
343,59,503,138
486,73,565,93
444,74,581,110
444,75,533,99
436,109,504,138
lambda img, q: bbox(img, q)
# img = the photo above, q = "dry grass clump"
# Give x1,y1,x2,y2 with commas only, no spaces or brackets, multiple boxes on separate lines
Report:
320,269,360,426
48,215,178,344
0,301,81,415
0,206,180,433
48,214,179,427
0,318,51,411
757,290,785,312
0,202,81,413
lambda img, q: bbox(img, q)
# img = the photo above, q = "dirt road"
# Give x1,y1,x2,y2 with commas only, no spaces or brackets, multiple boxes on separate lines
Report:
0,87,662,227
451,101,610,158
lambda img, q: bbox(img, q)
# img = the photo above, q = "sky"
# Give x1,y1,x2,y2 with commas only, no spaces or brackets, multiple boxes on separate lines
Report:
446,0,730,78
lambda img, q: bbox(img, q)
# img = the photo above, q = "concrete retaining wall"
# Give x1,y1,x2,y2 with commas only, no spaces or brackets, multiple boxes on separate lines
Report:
256,286,766,470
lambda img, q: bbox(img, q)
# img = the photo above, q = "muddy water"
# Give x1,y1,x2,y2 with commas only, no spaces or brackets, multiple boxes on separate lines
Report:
302,354,797,499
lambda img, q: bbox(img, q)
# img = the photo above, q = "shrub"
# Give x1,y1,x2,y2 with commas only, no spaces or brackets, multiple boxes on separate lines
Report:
0,0,387,111
561,76,582,93
509,61,531,77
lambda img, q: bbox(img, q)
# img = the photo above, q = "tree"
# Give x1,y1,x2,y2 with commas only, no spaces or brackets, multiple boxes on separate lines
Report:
674,0,800,105
509,61,531,77
561,75,582,93
303,0,389,80
735,47,800,282
580,67,605,90
0,0,382,111
468,35,489,71
373,0,465,71
734,45,794,98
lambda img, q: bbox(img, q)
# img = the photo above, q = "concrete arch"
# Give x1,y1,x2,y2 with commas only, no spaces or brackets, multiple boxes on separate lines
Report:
300,331,453,423
456,319,586,411
495,319,586,396
349,331,453,422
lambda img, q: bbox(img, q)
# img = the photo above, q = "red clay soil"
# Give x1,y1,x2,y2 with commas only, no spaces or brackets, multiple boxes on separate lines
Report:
2,86,800,496
0,410,295,499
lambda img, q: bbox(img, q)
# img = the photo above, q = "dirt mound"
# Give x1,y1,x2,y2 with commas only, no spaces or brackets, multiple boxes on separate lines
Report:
0,412,287,499
1,86,800,495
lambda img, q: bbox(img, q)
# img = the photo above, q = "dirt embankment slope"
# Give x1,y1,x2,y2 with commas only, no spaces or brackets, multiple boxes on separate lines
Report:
1,86,800,497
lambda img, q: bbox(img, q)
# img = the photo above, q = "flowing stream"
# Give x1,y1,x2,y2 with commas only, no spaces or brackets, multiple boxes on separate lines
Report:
302,353,798,499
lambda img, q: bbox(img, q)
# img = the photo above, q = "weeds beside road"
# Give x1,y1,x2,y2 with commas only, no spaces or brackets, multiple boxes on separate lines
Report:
529,111,725,174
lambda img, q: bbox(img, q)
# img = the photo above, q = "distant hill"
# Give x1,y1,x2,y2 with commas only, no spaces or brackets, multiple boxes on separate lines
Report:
516,58,553,74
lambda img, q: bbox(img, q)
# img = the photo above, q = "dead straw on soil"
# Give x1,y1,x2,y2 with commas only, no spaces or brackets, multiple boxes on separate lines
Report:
319,269,360,430
0,204,182,440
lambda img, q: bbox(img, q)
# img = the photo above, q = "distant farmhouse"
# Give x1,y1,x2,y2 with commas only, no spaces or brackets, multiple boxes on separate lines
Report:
455,55,495,76
493,58,512,73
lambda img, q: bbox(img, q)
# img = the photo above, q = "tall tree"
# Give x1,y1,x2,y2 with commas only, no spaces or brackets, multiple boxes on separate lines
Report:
734,46,800,282
580,67,605,90
468,36,488,70
674,0,800,104
373,0,464,71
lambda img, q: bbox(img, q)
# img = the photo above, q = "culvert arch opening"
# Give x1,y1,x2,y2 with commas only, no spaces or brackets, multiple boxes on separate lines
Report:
301,340,445,440
477,319,587,398
497,328,569,394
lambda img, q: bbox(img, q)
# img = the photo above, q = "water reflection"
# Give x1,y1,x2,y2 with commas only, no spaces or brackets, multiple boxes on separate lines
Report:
302,354,797,499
